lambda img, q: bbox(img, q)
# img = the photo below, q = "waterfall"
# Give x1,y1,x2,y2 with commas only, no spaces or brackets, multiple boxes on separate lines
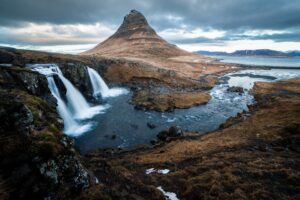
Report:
87,67,128,98
54,67,100,119
31,64,107,136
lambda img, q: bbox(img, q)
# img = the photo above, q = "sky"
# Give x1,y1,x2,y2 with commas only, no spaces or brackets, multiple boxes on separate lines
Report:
1,0,300,54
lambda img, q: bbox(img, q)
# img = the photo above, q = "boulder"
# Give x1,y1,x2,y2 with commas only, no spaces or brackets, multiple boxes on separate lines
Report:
157,126,183,141
147,122,156,129
227,86,244,94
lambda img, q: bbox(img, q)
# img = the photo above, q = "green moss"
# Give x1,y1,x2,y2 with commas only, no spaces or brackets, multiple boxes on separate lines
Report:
48,124,60,134
40,133,57,143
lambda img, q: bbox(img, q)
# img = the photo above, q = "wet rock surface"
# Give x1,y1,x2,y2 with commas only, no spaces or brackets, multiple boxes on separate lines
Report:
157,126,184,141
227,86,244,94
59,63,94,100
0,67,94,199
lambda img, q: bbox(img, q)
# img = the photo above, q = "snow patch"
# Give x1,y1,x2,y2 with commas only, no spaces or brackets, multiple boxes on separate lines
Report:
157,186,179,200
146,168,170,175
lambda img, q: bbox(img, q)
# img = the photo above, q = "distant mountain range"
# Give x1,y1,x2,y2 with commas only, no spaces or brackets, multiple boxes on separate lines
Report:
195,49,300,57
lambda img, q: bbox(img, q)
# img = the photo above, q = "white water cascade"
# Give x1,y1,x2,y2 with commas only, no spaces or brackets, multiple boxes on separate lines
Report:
31,64,107,136
87,67,128,98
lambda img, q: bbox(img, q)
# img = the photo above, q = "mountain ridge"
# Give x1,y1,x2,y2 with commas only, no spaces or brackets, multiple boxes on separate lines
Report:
195,49,300,57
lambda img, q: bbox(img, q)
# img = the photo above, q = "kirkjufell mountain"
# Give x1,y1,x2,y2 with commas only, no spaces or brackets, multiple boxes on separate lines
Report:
82,10,213,79
82,10,192,58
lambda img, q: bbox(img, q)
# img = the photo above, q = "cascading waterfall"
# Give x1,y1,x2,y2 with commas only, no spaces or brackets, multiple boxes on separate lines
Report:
31,64,107,136
47,76,75,128
54,67,101,119
87,67,128,98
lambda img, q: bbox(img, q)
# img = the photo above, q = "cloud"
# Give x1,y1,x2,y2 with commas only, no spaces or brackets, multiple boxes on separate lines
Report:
1,0,300,30
0,22,115,45
0,0,300,53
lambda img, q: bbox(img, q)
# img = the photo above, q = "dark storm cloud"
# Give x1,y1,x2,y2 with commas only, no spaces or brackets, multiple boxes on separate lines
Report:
1,0,300,48
1,0,300,30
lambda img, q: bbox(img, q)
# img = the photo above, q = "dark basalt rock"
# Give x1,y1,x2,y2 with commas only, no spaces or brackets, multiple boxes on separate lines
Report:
157,126,183,141
0,67,53,100
53,74,67,101
0,102,33,136
227,86,244,94
59,63,94,100
147,122,156,129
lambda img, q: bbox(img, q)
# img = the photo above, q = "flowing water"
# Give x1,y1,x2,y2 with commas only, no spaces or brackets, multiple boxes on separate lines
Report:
29,64,300,154
30,64,108,136
87,67,128,98
75,69,300,154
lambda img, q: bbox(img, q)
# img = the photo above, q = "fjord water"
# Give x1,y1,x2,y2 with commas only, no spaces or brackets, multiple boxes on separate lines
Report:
213,55,300,67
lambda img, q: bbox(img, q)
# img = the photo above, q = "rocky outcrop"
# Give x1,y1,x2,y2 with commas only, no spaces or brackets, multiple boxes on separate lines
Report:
0,66,95,199
132,90,211,112
59,63,94,99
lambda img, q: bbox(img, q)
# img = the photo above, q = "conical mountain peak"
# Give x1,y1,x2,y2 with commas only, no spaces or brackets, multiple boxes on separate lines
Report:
113,10,156,38
82,10,190,58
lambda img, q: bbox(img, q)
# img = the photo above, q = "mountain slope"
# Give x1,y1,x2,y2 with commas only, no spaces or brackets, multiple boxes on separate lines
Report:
195,49,300,57
82,10,235,80
82,10,190,58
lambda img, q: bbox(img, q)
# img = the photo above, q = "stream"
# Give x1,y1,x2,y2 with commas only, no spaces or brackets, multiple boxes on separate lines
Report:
75,68,300,154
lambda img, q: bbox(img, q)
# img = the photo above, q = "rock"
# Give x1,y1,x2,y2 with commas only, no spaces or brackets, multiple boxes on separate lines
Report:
169,126,183,136
38,160,59,184
59,63,93,100
147,122,156,129
13,105,34,136
0,101,34,136
53,74,67,100
227,86,244,94
132,90,211,112
157,126,183,141
157,130,169,141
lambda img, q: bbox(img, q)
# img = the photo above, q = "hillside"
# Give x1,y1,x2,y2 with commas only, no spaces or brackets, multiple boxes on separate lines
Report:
195,49,300,57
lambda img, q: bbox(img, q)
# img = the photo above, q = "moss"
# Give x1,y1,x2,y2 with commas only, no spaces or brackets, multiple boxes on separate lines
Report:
48,124,60,134
39,132,58,143
8,90,58,128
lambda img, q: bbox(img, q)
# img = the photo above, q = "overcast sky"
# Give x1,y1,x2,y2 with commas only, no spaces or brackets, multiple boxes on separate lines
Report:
1,0,300,54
